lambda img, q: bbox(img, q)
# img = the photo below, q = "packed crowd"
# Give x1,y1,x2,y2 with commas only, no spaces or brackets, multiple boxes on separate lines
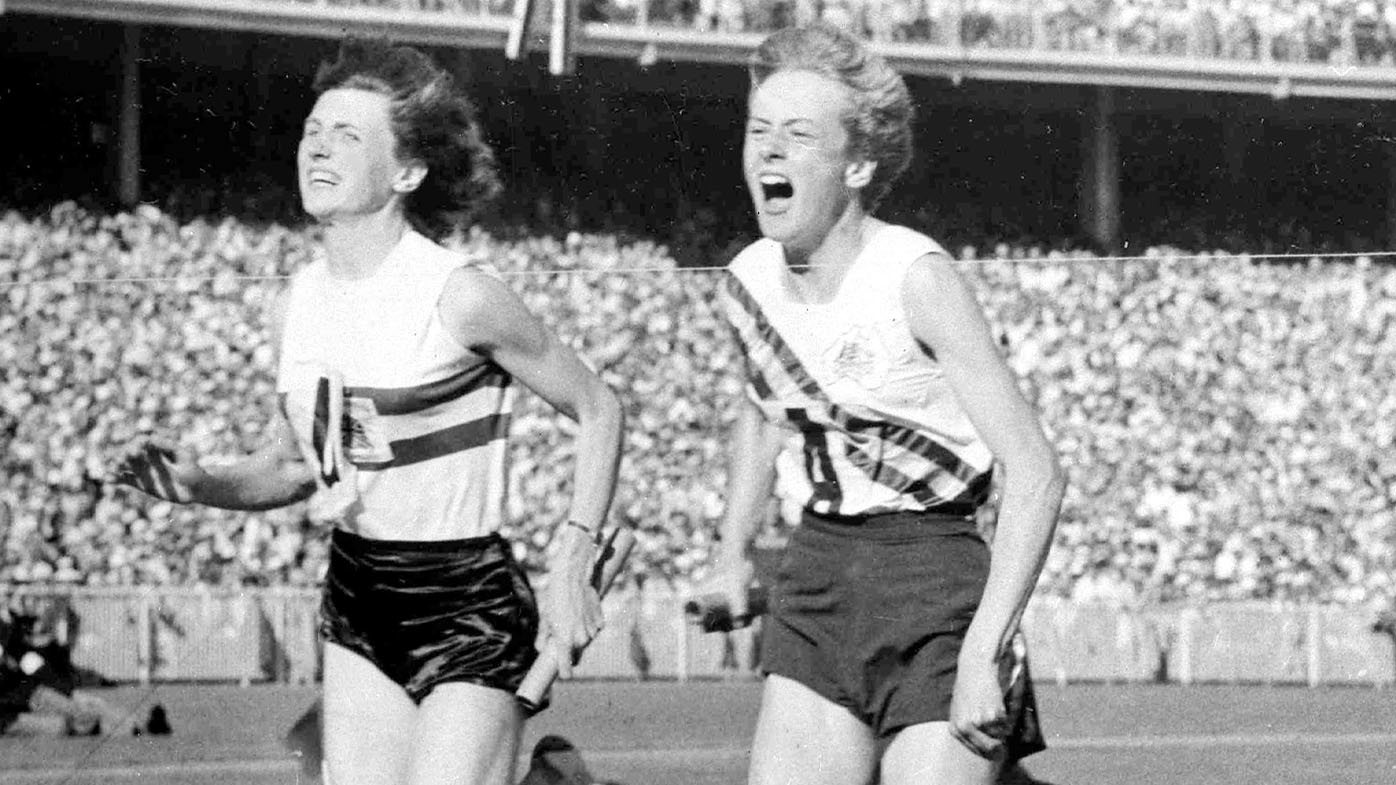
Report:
307,0,1396,66
966,248,1396,605
1,204,1393,604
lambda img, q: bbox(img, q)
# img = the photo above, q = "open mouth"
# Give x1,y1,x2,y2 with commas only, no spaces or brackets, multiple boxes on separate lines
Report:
307,170,339,187
759,173,793,211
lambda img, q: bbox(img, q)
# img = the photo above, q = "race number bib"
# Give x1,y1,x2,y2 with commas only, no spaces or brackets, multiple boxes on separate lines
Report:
343,396,394,465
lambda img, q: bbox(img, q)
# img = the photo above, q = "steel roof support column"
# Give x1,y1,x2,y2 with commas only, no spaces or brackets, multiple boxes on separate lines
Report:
1386,138,1396,252
1078,84,1121,254
116,22,142,207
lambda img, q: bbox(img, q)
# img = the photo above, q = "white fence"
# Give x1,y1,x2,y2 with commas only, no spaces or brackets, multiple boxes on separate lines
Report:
5,586,1393,688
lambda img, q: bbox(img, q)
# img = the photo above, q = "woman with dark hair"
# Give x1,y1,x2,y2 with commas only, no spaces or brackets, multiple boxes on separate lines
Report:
307,39,502,240
709,24,1064,785
115,39,623,785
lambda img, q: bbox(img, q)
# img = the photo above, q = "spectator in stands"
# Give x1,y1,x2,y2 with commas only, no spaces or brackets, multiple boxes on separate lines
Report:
5,198,1396,600
349,0,1396,64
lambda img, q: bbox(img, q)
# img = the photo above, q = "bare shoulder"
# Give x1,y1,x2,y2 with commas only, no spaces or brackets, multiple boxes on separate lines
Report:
437,265,540,354
439,266,520,325
901,252,995,350
902,252,973,305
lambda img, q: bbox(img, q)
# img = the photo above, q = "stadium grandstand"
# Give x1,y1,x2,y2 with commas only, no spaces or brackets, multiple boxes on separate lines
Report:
6,0,1396,250
1,0,1394,717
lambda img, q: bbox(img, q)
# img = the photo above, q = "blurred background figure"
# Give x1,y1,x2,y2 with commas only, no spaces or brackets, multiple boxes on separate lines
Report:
0,597,166,737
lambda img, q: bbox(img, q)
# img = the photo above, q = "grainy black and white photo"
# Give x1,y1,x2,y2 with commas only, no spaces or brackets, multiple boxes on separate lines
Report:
1,2,1395,784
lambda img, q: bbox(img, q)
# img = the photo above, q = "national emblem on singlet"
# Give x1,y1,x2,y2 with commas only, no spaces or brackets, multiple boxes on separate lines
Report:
721,227,995,519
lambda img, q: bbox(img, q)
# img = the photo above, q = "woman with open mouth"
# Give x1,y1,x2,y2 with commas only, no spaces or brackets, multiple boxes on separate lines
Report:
710,23,1066,785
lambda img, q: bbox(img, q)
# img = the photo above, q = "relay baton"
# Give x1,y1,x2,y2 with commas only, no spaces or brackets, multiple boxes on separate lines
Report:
683,585,769,633
515,526,635,713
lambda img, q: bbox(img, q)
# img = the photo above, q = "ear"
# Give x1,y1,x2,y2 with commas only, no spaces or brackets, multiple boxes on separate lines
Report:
845,159,876,190
392,161,429,194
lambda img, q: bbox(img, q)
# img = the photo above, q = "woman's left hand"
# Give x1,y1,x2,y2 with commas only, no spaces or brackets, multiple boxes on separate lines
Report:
538,526,604,679
948,655,1009,758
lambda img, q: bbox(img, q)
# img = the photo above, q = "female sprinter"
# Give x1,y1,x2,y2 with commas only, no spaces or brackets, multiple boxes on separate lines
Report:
709,24,1065,785
114,39,623,785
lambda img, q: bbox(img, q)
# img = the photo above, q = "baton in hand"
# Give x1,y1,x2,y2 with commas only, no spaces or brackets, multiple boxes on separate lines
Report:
683,586,769,633
515,526,635,714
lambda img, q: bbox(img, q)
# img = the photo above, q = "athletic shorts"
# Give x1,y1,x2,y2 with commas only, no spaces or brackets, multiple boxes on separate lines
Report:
320,528,539,705
762,509,1045,759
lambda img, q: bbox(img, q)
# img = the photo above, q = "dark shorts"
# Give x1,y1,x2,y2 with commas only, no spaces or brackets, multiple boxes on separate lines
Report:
762,509,1045,759
320,528,539,704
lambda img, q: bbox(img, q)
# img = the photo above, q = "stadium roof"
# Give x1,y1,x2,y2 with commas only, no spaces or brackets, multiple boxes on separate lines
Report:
9,0,1396,100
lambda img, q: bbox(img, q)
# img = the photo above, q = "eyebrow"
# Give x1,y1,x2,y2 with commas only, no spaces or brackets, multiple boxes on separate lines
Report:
303,118,363,132
746,115,815,126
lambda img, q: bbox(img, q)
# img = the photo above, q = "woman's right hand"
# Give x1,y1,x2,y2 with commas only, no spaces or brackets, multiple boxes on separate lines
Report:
705,550,757,622
112,439,206,504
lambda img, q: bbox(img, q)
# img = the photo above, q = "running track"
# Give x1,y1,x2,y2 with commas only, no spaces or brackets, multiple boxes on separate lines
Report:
2,681,1394,784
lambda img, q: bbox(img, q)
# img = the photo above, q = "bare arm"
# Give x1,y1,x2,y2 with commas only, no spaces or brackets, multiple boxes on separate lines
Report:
718,397,785,557
712,397,785,615
114,419,316,511
113,289,317,511
438,267,625,677
902,255,1066,754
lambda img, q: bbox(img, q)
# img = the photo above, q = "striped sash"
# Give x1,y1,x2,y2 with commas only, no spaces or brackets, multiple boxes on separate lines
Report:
724,274,991,517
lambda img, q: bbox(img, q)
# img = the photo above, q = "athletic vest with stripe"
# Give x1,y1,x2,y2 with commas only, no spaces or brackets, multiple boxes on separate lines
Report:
721,224,994,519
277,231,513,541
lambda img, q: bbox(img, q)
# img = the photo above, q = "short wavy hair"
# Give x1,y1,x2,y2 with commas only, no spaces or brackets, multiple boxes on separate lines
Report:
313,39,501,239
750,25,913,210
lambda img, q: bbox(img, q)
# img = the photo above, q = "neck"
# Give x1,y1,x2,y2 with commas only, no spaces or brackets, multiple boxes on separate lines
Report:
784,201,874,293
320,207,412,280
